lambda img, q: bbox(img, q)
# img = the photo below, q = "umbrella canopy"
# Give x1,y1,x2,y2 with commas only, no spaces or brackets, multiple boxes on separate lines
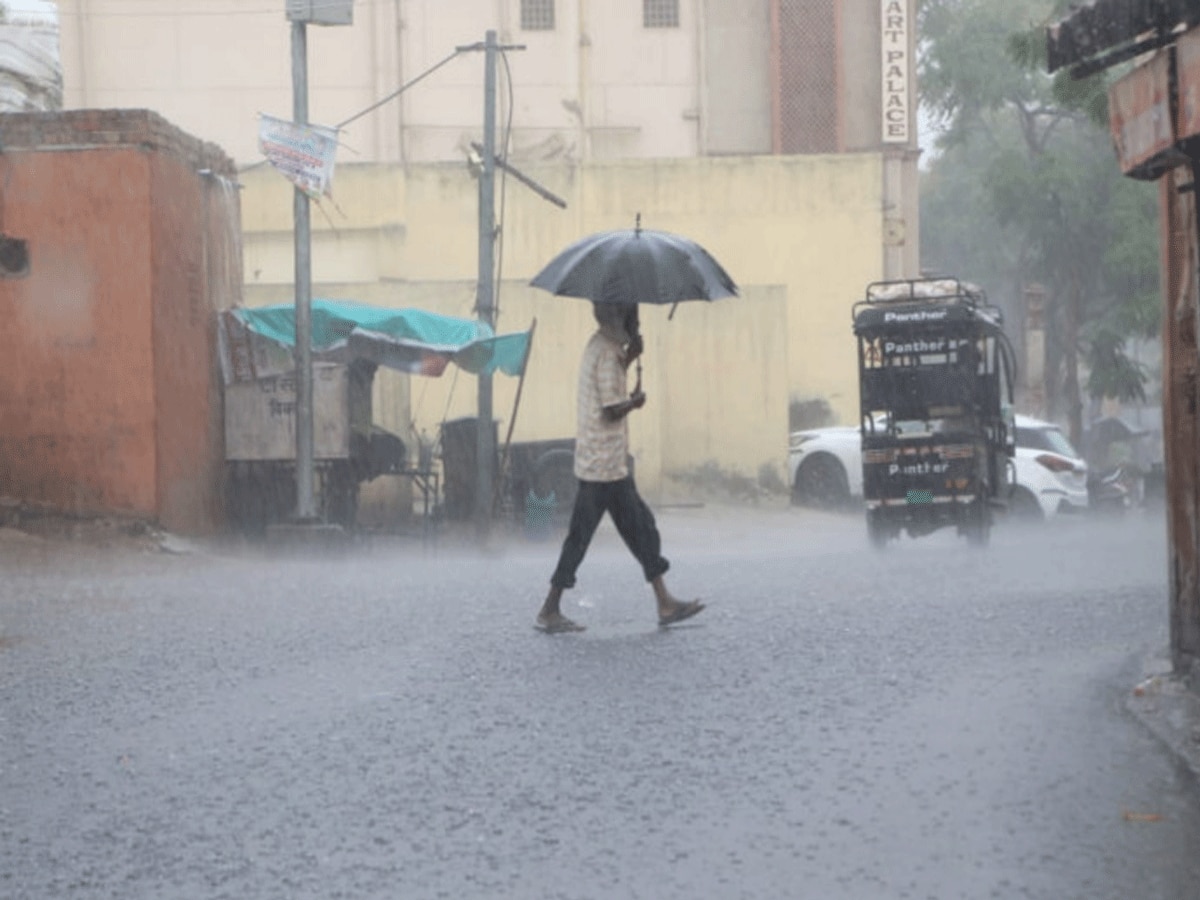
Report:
530,224,738,307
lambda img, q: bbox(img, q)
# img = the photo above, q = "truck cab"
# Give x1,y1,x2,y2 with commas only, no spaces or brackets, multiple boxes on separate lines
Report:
853,278,1017,547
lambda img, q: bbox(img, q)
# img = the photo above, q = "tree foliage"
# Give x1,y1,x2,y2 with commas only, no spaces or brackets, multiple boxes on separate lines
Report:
918,0,1159,441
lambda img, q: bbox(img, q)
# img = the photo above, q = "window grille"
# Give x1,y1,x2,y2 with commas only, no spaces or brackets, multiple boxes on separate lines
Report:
521,0,555,30
775,0,838,153
643,0,679,28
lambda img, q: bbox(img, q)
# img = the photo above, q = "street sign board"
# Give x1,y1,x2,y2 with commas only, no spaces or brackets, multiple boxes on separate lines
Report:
257,114,339,198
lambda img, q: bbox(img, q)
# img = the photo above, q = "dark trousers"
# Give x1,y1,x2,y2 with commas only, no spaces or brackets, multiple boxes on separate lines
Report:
550,476,670,590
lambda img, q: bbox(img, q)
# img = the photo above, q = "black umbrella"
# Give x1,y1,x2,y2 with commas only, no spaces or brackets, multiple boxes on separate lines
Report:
530,217,738,390
529,216,738,312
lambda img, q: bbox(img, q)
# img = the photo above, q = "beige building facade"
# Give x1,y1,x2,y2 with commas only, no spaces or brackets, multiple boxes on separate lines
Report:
237,151,884,505
52,0,920,507
56,1,917,173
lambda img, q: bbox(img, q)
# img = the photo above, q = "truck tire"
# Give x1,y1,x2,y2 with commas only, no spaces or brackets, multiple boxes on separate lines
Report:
866,508,890,550
964,498,991,547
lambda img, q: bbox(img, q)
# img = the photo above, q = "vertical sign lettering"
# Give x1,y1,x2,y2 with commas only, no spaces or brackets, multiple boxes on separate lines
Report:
882,0,910,144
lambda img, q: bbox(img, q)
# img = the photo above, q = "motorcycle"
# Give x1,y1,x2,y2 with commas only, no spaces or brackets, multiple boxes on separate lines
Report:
1087,464,1144,514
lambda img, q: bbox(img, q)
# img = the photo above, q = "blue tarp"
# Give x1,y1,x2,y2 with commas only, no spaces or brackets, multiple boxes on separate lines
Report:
224,299,531,379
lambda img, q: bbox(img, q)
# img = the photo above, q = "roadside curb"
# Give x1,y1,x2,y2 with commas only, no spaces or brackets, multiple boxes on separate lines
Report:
1126,651,1200,781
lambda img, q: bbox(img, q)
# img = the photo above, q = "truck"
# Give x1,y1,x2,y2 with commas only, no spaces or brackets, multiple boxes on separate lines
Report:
852,278,1018,547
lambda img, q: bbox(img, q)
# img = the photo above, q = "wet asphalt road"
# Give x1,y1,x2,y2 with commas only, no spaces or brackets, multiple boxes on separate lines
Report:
2,506,1198,900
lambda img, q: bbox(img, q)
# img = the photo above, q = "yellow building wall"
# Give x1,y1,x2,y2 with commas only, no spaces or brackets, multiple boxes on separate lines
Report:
240,153,883,507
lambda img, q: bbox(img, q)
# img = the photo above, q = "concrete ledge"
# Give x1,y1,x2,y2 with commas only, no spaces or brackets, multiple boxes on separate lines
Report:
265,521,351,555
1126,650,1200,781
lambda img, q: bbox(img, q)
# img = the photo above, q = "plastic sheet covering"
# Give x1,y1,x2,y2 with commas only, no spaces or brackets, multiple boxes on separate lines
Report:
866,279,985,303
217,299,532,385
0,24,60,113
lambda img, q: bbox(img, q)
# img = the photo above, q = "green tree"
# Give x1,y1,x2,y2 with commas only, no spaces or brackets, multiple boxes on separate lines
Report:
918,0,1159,444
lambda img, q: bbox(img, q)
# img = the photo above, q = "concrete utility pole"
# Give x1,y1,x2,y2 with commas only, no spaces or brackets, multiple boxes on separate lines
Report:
475,30,499,535
464,39,564,534
286,0,353,523
467,30,528,536
291,17,316,521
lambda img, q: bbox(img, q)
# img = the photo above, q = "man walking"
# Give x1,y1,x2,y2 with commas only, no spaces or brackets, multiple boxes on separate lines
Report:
536,301,705,633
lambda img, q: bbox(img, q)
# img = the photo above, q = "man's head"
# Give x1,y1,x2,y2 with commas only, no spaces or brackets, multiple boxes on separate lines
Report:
593,301,638,338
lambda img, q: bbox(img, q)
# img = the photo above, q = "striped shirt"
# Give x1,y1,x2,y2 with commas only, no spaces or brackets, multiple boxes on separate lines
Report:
574,329,630,481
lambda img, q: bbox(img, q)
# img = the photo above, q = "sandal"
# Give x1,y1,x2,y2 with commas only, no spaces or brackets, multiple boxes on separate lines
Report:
658,600,706,627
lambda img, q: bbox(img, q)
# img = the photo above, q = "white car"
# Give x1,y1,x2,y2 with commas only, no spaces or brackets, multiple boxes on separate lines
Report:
788,424,864,509
788,413,1089,521
1009,414,1090,519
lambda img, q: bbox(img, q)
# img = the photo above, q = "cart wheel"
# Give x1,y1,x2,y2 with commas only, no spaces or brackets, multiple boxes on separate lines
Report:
323,462,359,530
226,461,278,537
267,464,297,528
225,462,258,537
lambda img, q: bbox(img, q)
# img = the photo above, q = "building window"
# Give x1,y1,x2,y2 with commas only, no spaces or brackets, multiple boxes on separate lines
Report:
643,0,679,28
521,0,555,30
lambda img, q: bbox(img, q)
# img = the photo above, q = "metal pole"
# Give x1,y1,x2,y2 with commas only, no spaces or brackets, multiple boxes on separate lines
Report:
292,18,317,521
475,30,498,534
495,318,537,516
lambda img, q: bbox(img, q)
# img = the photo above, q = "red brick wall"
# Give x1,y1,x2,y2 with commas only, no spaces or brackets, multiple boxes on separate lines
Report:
0,110,240,533
149,152,242,533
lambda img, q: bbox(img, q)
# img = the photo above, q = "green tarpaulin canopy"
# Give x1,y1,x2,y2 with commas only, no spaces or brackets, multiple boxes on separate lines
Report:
222,299,532,381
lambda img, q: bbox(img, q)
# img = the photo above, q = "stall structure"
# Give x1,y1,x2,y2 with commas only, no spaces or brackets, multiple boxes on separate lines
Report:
1048,0,1200,675
217,299,531,534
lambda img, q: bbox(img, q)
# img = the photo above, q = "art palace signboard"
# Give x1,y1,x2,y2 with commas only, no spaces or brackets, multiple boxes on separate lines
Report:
881,0,911,144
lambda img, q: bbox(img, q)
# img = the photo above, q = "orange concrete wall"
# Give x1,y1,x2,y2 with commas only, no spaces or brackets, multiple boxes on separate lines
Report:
149,155,242,533
0,147,158,517
0,110,241,533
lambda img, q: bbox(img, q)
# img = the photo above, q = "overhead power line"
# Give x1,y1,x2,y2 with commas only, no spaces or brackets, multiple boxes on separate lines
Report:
336,47,464,130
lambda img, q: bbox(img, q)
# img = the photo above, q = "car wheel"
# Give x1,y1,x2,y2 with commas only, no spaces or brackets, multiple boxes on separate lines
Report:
792,454,851,510
1007,486,1044,523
